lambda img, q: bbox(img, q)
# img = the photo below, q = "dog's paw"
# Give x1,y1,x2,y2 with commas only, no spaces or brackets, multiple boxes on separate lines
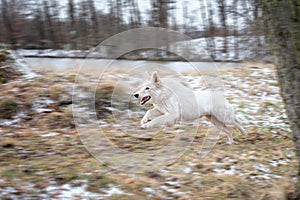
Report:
140,120,147,126
141,123,147,129
141,118,151,126
141,122,152,129
225,140,235,145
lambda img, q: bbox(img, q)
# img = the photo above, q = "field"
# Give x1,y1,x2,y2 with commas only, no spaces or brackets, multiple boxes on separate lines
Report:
0,61,297,199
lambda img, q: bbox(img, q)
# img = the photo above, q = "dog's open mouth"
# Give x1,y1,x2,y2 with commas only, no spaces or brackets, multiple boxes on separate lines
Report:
140,96,151,105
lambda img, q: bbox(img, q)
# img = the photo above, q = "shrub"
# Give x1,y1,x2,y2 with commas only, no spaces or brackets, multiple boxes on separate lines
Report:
0,49,21,83
0,49,9,63
0,98,19,119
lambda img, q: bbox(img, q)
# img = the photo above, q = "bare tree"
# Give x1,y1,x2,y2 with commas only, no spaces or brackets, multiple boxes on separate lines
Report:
158,0,168,28
149,0,174,28
182,0,189,32
217,0,228,54
0,3,3,43
170,1,178,30
264,1,300,199
43,0,58,49
1,0,17,46
116,0,123,31
252,0,263,51
149,0,159,27
68,0,76,29
34,1,46,47
88,0,99,44
206,0,217,59
126,0,141,28
68,0,77,49
50,0,63,47
0,0,267,61
78,0,89,49
231,0,239,59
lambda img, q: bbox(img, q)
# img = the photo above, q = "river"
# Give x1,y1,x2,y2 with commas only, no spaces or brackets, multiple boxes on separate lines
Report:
24,57,245,74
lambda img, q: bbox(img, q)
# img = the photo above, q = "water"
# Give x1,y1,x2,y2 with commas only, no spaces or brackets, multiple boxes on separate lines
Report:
24,57,244,74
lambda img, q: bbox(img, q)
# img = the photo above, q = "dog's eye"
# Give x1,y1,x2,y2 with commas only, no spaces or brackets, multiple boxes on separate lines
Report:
145,87,150,90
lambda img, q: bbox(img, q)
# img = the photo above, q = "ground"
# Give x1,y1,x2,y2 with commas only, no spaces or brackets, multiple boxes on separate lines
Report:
0,61,297,199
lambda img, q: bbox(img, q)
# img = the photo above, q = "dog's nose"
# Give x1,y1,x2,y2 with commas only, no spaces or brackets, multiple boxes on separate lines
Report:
134,94,139,98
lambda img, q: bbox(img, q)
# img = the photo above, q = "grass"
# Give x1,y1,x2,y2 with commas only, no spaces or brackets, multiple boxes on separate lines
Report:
37,109,74,129
0,125,296,199
0,61,298,199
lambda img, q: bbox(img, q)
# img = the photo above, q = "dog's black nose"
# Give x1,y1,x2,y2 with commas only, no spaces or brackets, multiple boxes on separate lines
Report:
134,94,139,98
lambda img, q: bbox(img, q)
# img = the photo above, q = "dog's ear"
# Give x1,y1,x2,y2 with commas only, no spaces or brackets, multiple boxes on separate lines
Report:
151,71,161,86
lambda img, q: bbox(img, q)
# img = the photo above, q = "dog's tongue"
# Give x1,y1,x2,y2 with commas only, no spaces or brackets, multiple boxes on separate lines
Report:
141,96,148,102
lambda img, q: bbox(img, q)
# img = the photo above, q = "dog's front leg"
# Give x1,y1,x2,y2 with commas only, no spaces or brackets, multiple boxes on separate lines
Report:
141,108,162,126
141,113,177,129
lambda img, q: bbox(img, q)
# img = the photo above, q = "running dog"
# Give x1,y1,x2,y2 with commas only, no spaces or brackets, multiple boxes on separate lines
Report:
133,72,246,144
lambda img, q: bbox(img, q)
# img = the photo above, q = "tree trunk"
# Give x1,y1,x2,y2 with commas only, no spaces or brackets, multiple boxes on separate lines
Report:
158,0,168,28
68,0,77,49
43,0,58,49
207,0,216,59
217,0,228,54
116,0,123,32
1,0,16,46
78,1,89,49
50,0,62,48
232,0,239,59
88,0,99,44
128,0,141,28
35,6,46,47
264,1,300,199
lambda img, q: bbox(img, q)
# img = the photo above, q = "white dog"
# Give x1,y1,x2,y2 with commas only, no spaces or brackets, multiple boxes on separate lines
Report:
133,72,246,144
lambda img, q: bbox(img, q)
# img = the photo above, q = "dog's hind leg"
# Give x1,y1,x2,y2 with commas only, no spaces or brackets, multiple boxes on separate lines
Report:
210,115,235,144
233,117,247,134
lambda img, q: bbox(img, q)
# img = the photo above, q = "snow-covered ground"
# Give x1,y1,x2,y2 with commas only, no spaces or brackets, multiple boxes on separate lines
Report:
166,36,268,61
17,49,90,58
16,36,270,62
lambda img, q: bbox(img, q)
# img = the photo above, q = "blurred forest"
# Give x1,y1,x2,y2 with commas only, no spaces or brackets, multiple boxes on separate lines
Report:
0,0,266,59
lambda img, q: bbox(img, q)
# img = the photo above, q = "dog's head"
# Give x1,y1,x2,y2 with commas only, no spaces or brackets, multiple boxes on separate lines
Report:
133,71,162,105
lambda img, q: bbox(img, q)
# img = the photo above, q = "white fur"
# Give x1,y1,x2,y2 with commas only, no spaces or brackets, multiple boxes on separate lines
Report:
134,72,246,144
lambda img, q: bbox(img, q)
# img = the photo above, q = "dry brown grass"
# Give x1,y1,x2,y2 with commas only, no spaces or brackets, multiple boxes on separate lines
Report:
0,61,297,199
